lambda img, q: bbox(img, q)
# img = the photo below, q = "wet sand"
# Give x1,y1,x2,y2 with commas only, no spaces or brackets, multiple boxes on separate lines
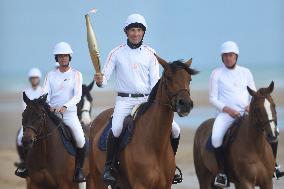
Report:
1,90,284,188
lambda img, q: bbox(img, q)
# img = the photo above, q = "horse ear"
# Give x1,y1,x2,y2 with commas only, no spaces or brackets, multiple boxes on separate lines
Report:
247,86,257,96
38,94,48,104
23,92,31,105
267,81,274,93
184,58,192,67
88,80,94,90
154,53,168,69
42,93,48,102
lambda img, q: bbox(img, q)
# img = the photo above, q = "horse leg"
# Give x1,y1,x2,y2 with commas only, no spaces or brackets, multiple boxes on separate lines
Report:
86,174,95,189
28,181,44,189
194,156,214,189
234,181,254,189
90,172,107,189
199,172,215,189
259,181,273,189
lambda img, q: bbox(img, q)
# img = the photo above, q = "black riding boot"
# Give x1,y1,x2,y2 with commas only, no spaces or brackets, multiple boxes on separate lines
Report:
214,146,228,188
74,145,86,182
270,141,284,179
15,145,29,178
171,135,183,184
103,131,119,186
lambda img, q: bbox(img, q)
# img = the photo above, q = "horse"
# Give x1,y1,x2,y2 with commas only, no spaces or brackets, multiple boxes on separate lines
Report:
193,81,279,189
88,55,199,189
21,93,89,189
77,81,94,126
14,81,94,187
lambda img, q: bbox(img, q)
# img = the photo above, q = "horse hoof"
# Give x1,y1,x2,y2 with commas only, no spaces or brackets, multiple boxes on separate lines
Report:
15,167,29,178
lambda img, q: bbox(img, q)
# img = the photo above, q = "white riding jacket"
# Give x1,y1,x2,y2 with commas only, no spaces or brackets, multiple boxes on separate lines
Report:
209,65,256,113
100,44,160,94
42,67,83,112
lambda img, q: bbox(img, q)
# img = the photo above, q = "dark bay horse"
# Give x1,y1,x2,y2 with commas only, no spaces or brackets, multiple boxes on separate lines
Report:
22,93,89,189
16,81,94,169
89,56,199,189
194,81,279,189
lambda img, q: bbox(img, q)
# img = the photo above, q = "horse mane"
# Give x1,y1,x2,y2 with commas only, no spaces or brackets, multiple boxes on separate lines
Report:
134,79,161,121
169,60,199,75
41,103,68,127
134,60,199,121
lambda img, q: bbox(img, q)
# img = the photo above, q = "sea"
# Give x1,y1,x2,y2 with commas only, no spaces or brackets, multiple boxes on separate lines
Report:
0,61,283,130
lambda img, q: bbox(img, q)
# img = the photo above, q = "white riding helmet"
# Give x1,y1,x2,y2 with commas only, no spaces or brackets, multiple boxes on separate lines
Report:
53,42,73,55
28,68,42,78
124,14,147,30
221,41,239,55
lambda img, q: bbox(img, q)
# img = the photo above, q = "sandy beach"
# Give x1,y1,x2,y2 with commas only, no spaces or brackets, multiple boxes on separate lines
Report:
1,89,284,188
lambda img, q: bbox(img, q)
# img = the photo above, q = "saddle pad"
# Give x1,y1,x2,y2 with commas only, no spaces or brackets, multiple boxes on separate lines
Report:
206,116,244,152
58,124,89,156
98,115,135,151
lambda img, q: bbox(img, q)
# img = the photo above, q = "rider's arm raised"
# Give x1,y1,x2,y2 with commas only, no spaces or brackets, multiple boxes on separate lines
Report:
98,50,117,88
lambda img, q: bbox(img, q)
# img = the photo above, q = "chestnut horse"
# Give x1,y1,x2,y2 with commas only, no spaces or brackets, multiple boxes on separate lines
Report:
194,81,279,189
89,56,199,189
22,93,89,189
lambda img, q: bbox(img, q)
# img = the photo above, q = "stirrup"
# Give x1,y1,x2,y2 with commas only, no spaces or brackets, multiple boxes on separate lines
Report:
273,165,284,179
214,173,228,188
103,166,116,186
172,166,183,184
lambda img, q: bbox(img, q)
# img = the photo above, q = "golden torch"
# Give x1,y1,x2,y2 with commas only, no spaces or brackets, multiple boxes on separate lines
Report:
85,9,101,73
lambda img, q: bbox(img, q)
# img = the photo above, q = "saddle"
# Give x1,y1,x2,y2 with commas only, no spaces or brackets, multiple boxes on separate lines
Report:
98,104,141,151
206,115,245,151
57,122,89,156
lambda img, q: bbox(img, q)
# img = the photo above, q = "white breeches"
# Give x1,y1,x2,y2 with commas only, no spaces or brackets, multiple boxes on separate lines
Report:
62,112,85,148
17,126,23,146
212,112,235,148
111,96,180,138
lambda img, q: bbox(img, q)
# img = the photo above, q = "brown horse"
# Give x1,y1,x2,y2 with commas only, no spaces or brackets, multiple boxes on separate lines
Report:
193,81,279,189
22,93,89,189
89,56,199,189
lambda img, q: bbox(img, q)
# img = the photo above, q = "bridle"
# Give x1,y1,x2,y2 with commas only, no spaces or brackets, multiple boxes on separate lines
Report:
23,107,63,143
155,67,190,112
251,95,278,132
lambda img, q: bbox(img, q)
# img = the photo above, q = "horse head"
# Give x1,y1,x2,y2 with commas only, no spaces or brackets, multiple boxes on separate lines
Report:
247,81,279,142
77,81,94,125
22,92,49,150
155,54,199,117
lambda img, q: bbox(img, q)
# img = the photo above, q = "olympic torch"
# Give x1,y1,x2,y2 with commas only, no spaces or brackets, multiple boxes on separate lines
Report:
85,9,101,73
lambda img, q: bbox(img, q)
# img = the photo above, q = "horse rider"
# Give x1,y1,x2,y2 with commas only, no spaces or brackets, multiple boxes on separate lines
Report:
15,68,42,178
94,13,182,185
209,41,283,187
42,42,86,182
